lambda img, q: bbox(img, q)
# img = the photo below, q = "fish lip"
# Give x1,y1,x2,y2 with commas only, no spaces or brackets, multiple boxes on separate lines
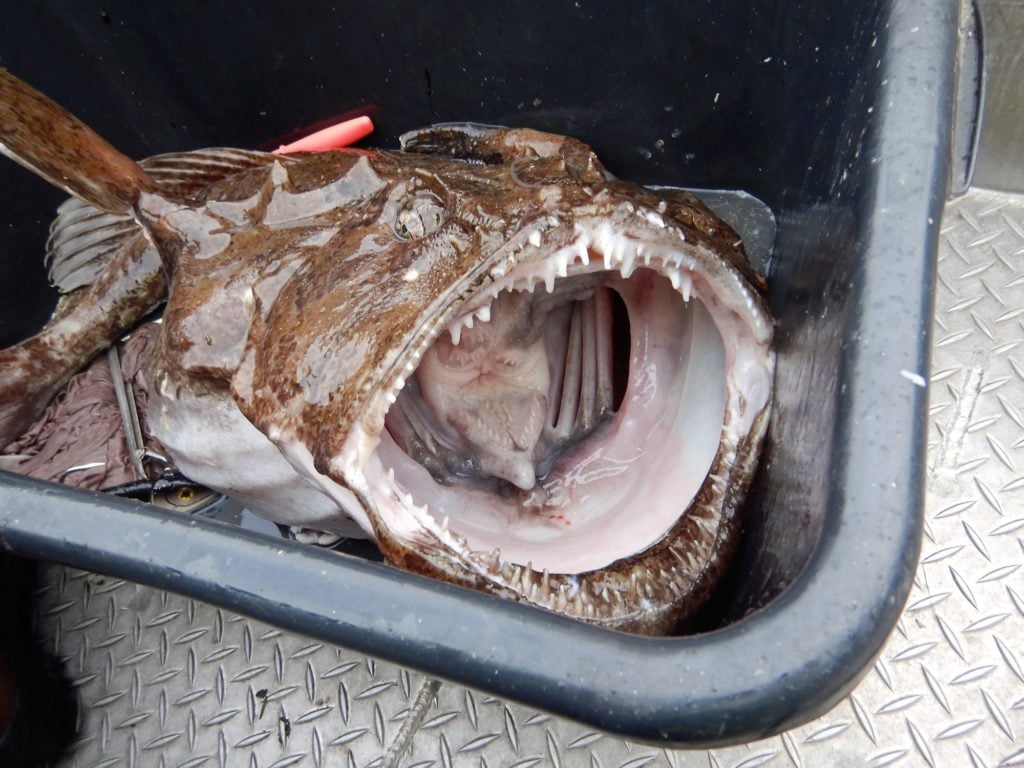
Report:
329,202,774,628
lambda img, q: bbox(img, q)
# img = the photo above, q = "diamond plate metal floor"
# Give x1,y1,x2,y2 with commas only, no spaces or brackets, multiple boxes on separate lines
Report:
30,188,1024,768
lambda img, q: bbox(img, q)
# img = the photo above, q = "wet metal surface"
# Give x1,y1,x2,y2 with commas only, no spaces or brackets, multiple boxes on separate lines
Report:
31,188,1024,766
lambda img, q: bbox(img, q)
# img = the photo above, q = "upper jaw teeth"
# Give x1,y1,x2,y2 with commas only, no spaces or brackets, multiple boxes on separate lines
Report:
446,231,696,346
448,303,492,345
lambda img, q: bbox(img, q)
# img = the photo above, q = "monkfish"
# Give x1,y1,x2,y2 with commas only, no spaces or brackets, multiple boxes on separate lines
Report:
0,69,773,634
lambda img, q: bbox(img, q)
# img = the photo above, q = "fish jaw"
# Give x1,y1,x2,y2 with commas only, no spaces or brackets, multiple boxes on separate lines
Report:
130,134,773,634
308,204,774,634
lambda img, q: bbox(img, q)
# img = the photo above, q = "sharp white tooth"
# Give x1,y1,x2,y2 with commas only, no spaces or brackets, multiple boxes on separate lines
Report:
680,272,692,303
403,492,413,506
395,377,405,391
668,269,681,291
523,568,536,591
602,248,613,270
556,253,569,277
476,304,491,323
575,240,590,265
450,323,463,346
526,278,537,294
404,361,416,373
620,250,636,278
643,210,666,228
541,569,550,591
544,270,556,293
528,230,542,247
465,315,475,329
441,515,449,531
385,392,397,405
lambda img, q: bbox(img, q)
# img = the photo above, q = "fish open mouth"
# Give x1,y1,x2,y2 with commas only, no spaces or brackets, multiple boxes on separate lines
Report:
379,266,727,574
346,218,773,626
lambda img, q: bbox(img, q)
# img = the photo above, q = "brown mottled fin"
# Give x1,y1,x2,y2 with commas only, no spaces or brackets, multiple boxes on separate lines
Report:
0,68,278,447
46,148,277,292
141,148,277,200
0,68,154,213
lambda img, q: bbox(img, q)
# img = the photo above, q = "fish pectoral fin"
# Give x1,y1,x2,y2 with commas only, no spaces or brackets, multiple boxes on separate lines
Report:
46,199,143,293
399,123,607,182
46,148,282,294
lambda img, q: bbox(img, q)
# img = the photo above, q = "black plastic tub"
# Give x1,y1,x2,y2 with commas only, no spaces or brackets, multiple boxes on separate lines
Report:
0,0,956,746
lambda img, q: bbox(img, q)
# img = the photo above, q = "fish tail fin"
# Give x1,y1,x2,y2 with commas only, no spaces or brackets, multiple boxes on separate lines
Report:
0,68,155,213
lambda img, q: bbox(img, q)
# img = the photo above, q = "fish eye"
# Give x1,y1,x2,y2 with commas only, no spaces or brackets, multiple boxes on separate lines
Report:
152,484,218,513
393,190,445,240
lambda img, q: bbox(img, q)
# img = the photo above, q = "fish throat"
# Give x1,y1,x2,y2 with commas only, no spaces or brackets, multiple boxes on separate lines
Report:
386,277,632,494
374,231,739,576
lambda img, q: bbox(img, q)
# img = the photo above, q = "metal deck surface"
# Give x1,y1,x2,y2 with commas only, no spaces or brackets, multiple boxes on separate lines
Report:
31,189,1024,767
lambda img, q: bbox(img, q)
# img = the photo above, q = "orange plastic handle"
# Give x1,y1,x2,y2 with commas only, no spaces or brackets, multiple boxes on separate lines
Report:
273,115,374,154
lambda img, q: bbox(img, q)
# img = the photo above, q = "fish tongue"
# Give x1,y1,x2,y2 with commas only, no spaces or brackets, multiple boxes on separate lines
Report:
445,388,548,491
414,292,553,491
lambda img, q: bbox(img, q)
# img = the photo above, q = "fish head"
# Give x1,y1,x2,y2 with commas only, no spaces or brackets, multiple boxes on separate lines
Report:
0,69,771,633
197,125,775,634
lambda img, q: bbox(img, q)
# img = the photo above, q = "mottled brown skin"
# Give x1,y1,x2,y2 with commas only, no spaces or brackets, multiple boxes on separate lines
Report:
142,138,762,468
0,70,772,634
141,130,768,633
0,238,165,445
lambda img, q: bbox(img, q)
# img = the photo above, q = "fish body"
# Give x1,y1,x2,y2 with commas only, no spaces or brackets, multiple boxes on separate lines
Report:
0,70,773,634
